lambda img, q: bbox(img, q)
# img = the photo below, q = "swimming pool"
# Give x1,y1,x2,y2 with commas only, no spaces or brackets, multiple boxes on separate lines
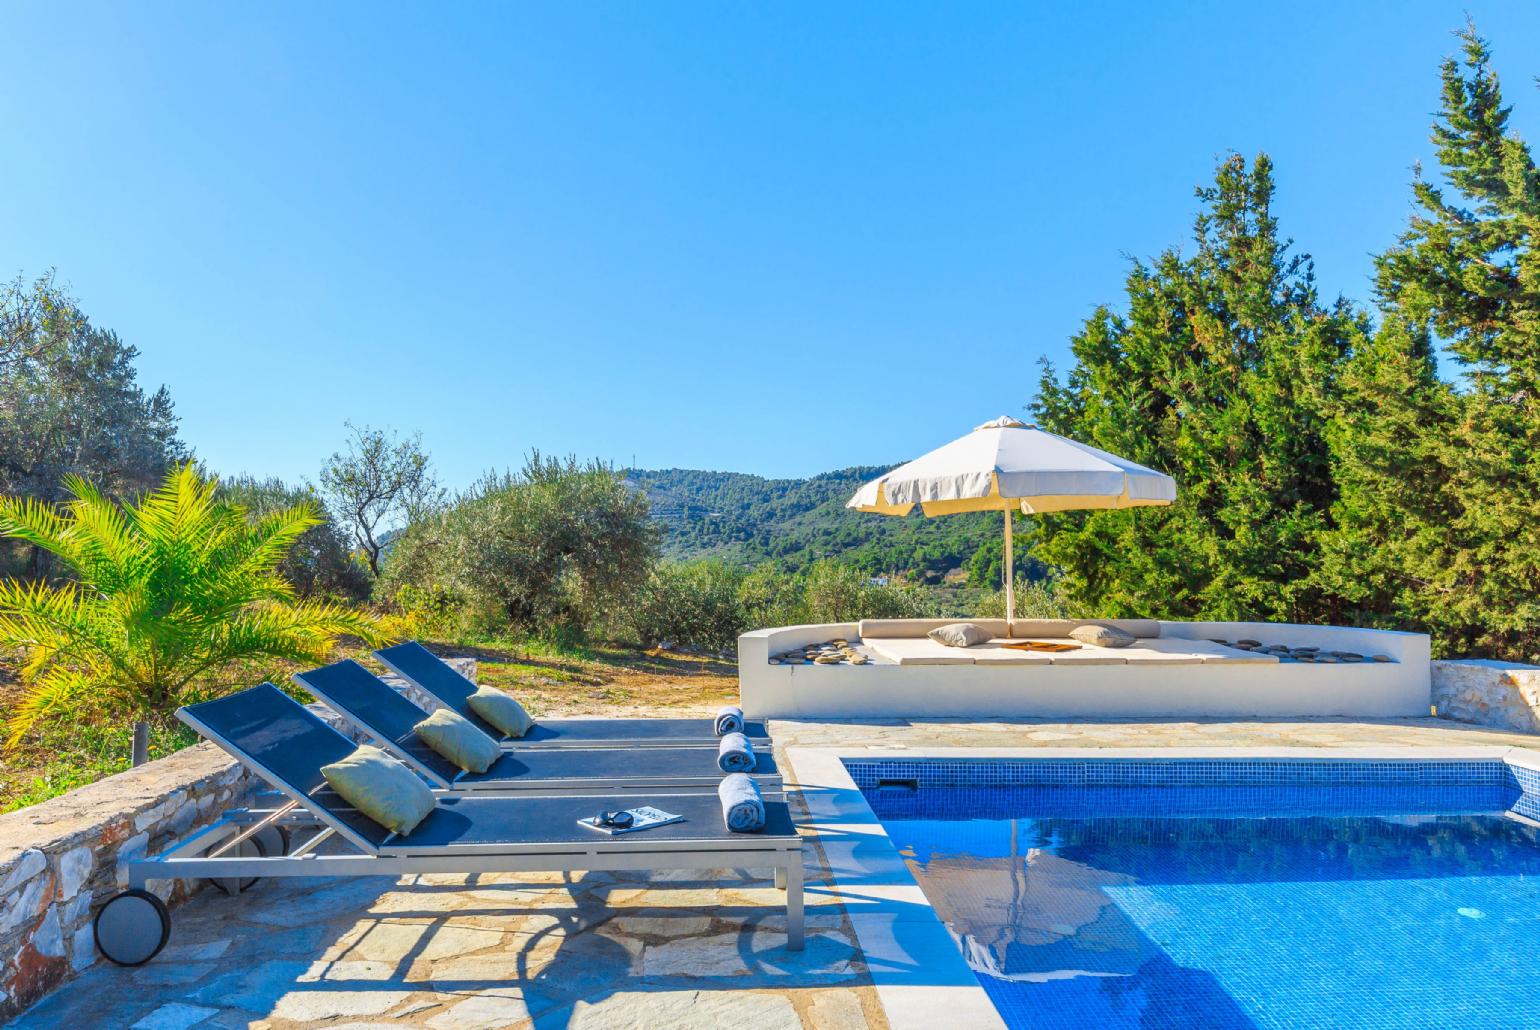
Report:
855,758,1540,1029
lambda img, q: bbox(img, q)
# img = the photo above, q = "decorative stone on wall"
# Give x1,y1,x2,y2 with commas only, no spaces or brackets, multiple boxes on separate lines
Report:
1432,659,1540,734
0,657,476,1022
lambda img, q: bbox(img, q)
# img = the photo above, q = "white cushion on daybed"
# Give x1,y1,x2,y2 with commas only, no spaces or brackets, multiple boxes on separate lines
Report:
1011,618,1162,639
857,617,1162,640
866,636,1278,667
859,618,1011,640
966,644,1055,665
864,638,977,665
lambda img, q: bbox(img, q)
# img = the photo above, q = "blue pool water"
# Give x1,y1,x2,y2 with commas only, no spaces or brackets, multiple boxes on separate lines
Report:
863,769,1540,1029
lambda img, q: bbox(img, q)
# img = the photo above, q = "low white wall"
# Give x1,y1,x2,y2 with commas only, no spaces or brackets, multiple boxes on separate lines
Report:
738,622,1431,720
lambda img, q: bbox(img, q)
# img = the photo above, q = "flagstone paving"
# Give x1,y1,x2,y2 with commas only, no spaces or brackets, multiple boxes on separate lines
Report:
11,776,885,1030
16,714,1539,1028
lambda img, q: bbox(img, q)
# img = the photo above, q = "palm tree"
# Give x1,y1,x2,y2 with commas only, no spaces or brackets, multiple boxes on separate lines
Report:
0,463,387,765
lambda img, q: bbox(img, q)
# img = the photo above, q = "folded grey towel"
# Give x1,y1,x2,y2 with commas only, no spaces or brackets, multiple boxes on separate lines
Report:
715,705,745,736
717,731,755,773
719,772,765,833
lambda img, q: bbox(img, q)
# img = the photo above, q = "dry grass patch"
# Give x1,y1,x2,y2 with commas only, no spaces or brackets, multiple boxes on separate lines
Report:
358,640,740,717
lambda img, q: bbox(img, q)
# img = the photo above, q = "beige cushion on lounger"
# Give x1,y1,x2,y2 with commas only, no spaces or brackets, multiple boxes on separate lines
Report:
321,744,436,835
466,685,535,738
928,623,993,648
415,708,502,773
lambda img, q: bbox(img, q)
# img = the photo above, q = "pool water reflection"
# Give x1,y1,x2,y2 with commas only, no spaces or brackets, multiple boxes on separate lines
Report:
866,782,1540,1029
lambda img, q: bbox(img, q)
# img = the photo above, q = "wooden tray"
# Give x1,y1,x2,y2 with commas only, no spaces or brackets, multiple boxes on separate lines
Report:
999,640,1081,652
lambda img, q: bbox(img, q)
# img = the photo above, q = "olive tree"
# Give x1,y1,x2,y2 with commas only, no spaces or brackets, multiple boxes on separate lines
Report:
383,453,658,640
320,422,442,577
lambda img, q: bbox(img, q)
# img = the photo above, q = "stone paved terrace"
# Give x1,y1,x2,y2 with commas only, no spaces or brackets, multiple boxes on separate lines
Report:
16,714,1540,1029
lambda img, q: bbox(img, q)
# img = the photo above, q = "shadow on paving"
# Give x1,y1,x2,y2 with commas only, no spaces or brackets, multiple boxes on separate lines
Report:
11,864,896,1028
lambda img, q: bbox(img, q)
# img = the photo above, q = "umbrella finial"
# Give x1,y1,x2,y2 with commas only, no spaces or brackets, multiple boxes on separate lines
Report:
974,415,1029,432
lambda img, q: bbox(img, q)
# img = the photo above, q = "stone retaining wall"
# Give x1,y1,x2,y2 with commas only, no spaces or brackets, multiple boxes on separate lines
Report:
0,658,475,1022
1433,659,1540,734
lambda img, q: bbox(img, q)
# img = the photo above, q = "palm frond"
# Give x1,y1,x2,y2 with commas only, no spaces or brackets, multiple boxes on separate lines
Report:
5,666,91,750
0,579,129,687
0,462,385,747
0,494,77,561
62,476,144,593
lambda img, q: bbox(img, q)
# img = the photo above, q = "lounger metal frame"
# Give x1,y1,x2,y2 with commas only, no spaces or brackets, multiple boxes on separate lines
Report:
124,704,804,950
294,664,784,796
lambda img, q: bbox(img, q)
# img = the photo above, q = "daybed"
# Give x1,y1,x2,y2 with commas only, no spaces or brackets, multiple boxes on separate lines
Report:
738,618,1431,720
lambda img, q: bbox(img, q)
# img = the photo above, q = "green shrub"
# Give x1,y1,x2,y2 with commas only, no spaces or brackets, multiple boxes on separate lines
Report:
798,560,931,623
625,560,749,654
975,576,1085,619
382,454,657,641
220,475,371,601
616,558,935,654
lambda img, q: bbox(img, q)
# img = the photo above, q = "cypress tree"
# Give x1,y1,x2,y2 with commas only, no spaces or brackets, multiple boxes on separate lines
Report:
1361,27,1540,659
1033,154,1362,622
1316,317,1458,639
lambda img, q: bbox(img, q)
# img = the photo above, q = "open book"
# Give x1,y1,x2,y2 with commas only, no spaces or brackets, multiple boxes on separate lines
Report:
577,806,685,835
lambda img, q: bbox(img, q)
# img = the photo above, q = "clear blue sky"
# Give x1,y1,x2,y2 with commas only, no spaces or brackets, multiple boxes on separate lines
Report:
3,2,1537,491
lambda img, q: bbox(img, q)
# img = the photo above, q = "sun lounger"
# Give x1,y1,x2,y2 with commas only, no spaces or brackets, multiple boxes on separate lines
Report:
95,683,803,967
374,641,771,749
295,661,783,795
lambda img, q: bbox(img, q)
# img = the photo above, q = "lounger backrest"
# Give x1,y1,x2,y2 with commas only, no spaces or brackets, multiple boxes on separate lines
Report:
375,641,477,709
373,642,505,738
177,683,397,851
293,660,464,787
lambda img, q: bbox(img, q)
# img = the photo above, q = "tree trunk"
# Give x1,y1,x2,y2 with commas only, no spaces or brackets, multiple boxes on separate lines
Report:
131,720,150,767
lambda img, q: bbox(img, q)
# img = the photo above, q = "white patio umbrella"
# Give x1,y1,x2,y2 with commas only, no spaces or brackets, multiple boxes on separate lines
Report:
846,416,1177,633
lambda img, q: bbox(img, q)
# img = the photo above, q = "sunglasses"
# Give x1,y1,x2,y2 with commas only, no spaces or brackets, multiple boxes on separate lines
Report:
595,810,634,829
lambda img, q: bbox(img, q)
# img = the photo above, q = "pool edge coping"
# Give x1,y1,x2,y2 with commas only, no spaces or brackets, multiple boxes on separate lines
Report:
785,742,1540,1030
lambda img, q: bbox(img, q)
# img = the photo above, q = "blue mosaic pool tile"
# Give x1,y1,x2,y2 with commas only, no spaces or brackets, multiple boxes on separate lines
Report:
1505,762,1540,821
843,756,1514,790
867,782,1519,822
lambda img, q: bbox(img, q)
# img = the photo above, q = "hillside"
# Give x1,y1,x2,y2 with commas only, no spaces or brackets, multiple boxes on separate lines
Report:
625,466,1042,585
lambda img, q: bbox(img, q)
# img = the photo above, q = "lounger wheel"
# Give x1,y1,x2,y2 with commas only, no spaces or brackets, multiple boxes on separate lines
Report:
255,824,292,859
241,823,292,891
94,889,171,966
206,825,288,895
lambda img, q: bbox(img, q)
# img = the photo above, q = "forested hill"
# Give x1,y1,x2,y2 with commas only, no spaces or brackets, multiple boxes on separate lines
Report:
624,466,1012,584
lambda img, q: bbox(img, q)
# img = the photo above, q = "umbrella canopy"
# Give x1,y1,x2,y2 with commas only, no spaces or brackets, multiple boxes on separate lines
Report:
848,416,1176,629
848,416,1177,516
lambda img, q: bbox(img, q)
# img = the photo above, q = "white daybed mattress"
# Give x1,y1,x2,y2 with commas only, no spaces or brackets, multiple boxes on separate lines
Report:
864,636,1278,667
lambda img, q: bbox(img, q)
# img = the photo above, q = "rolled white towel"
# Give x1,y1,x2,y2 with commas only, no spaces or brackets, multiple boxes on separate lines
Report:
717,731,755,773
715,705,745,736
719,772,765,833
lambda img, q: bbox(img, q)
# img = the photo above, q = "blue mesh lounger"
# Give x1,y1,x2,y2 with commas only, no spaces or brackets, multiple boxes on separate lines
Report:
94,683,803,967
295,660,783,795
374,641,771,749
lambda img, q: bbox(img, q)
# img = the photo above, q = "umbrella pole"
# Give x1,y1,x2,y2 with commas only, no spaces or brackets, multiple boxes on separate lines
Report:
1003,507,1014,636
